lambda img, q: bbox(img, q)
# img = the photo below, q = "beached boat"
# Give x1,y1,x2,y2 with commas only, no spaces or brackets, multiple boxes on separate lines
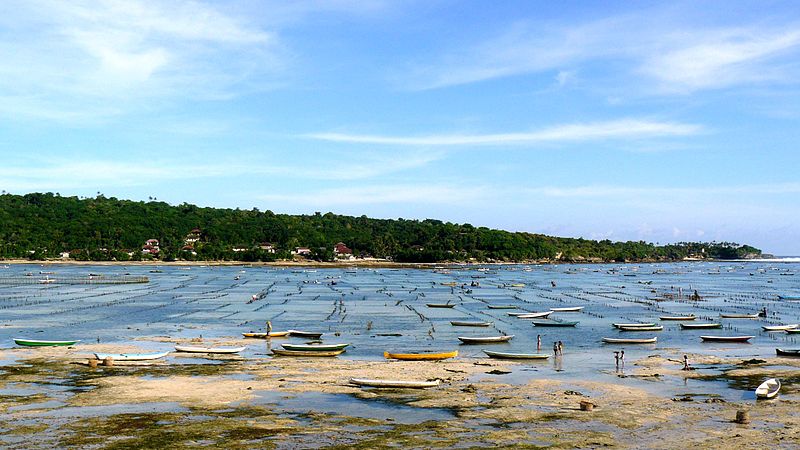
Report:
719,313,760,319
680,323,722,329
426,303,455,308
174,345,246,354
762,324,799,332
612,323,656,329
350,378,440,389
281,343,349,351
776,348,800,357
383,350,458,361
94,351,169,361
457,335,513,344
486,305,517,309
242,331,290,338
531,320,579,327
659,315,696,321
272,348,345,357
699,335,754,342
618,325,663,332
510,283,525,288
755,378,780,399
602,337,657,344
482,350,549,360
13,338,79,347
287,330,323,339
550,306,584,312
450,321,493,327
516,312,553,319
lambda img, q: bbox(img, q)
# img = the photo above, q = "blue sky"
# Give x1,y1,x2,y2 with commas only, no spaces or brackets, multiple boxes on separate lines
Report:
1,1,799,254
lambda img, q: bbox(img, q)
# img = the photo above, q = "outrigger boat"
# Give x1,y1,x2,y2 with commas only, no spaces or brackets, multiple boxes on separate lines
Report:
482,350,549,360
719,313,759,319
94,351,169,361
457,335,513,344
281,343,349,351
602,337,657,344
426,303,456,308
383,350,458,361
618,325,663,332
174,345,246,354
531,320,578,327
272,348,344,357
660,315,696,321
550,306,584,312
242,331,290,338
700,335,754,342
762,324,799,332
350,378,440,389
680,323,722,329
450,321,493,327
612,323,656,329
13,338,79,347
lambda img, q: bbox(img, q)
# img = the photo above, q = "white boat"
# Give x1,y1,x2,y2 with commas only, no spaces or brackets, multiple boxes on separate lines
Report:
719,313,760,319
755,378,780,399
457,335,513,344
618,325,663,332
482,350,549,360
660,315,696,321
94,351,170,361
612,323,656,329
550,306,584,312
762,324,799,332
515,311,553,319
601,337,657,344
174,345,246,354
350,378,440,389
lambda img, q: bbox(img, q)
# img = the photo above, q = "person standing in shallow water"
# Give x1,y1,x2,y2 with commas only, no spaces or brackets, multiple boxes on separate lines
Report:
614,351,620,370
553,342,558,356
537,335,541,351
557,341,563,355
620,350,625,368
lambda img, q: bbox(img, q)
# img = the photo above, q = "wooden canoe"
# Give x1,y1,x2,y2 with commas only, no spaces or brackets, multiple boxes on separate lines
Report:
550,306,584,312
659,315,696,321
700,335,754,342
13,338,79,347
776,348,800,357
272,348,345,357
618,325,663,332
450,321,493,327
426,303,456,308
384,350,458,361
287,330,323,339
281,343,349,351
680,323,722,329
755,378,780,399
350,378,440,389
612,323,656,329
242,331,290,338
94,351,169,361
762,324,799,332
516,312,553,319
174,345,246,354
602,337,657,344
719,313,759,319
531,320,578,327
457,335,513,344
483,350,549,360
487,305,517,309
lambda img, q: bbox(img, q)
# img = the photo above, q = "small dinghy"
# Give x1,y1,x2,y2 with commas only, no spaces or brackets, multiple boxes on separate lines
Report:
516,311,553,319
700,335,754,342
13,338,79,347
602,337,657,344
680,323,722,329
776,348,800,357
383,350,458,361
426,303,456,308
618,325,663,332
531,320,579,327
457,335,513,344
659,315,696,321
719,313,760,319
174,345,246,354
483,350,549,360
612,323,656,329
450,321,493,327
755,378,780,399
272,348,345,357
550,306,584,312
281,343,349,351
94,351,169,361
242,331,290,338
287,330,323,339
350,378,440,389
762,324,799,332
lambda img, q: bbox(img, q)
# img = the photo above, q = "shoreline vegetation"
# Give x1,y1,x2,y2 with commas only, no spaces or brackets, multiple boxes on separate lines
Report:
1,192,762,264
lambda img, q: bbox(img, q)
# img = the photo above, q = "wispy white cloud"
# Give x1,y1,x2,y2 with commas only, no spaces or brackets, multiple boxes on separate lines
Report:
308,119,702,146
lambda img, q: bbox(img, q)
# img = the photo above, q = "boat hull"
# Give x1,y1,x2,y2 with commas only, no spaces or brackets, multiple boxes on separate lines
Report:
94,352,169,361
660,316,696,321
776,348,800,357
700,336,754,342
483,350,549,360
272,349,345,357
13,338,79,347
457,335,513,344
450,321,493,327
531,321,578,327
242,331,289,338
281,343,349,351
384,350,458,361
602,337,657,344
680,323,722,329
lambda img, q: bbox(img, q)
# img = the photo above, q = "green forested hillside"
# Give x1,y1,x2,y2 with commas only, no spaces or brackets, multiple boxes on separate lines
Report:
0,193,761,262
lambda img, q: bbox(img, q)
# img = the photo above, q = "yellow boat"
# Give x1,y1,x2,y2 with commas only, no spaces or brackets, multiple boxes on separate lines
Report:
242,331,290,338
383,350,458,361
440,282,457,287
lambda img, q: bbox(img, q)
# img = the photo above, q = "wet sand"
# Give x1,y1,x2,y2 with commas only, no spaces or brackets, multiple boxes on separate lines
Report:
2,342,799,449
